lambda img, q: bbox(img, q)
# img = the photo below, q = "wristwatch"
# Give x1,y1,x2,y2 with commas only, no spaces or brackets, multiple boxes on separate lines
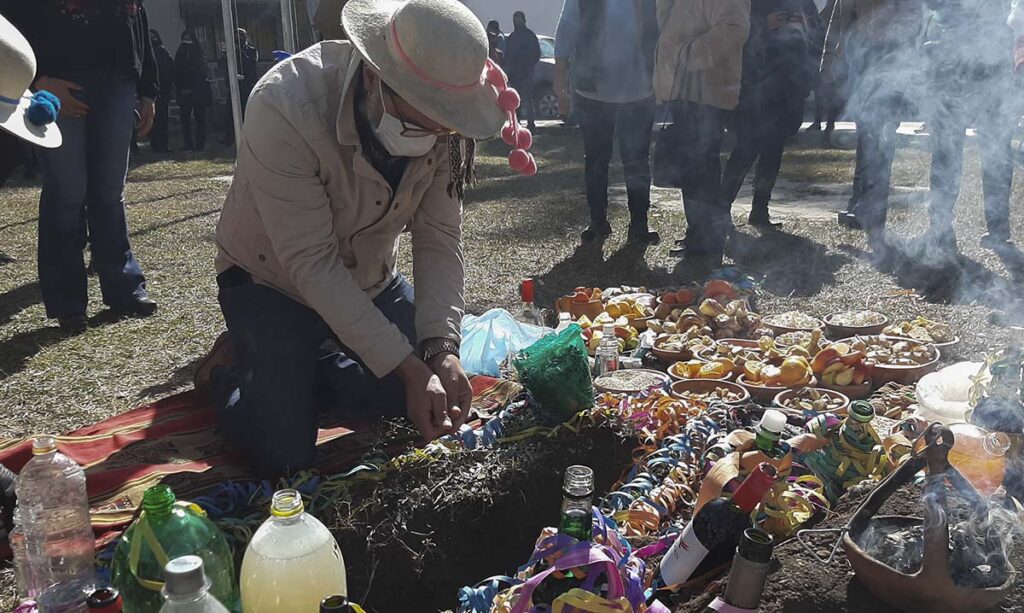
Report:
421,338,460,362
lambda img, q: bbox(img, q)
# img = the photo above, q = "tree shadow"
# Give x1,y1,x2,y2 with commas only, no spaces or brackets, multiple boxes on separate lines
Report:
0,326,64,382
727,228,851,297
137,356,204,400
0,282,41,326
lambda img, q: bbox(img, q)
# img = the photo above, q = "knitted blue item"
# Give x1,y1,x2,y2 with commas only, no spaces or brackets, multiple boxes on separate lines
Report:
26,90,60,126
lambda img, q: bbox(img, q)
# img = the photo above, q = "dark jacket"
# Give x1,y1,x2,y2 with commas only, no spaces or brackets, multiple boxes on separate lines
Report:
923,0,1013,83
174,42,213,106
154,44,175,99
1,0,159,99
504,26,542,84
571,0,658,97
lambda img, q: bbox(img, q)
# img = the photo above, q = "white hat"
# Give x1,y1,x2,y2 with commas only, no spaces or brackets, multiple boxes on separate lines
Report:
342,0,505,140
0,15,61,149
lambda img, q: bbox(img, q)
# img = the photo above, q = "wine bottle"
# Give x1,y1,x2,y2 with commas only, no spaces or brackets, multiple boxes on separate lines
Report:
659,463,777,587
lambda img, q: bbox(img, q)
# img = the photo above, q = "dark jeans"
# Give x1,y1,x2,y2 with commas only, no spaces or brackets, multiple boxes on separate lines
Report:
511,75,536,124
179,100,207,150
670,101,726,249
721,106,789,214
847,102,902,231
151,96,171,151
928,77,1014,239
215,269,416,477
37,73,147,319
578,96,655,227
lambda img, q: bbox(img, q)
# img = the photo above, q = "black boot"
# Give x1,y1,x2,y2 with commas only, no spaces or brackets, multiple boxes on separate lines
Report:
581,220,612,243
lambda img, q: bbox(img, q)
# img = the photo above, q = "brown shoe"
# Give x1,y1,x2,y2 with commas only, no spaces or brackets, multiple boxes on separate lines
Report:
194,331,235,397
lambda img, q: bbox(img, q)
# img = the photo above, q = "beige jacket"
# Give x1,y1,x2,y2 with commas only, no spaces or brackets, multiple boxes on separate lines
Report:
215,41,464,378
654,0,751,110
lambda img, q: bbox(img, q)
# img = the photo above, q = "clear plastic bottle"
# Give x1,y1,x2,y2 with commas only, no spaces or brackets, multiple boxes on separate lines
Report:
159,556,229,613
240,489,347,612
554,312,573,333
15,436,97,613
10,506,38,599
594,324,620,376
519,279,542,326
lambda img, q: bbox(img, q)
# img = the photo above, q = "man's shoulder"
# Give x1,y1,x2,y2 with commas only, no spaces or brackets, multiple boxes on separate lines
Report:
249,41,355,125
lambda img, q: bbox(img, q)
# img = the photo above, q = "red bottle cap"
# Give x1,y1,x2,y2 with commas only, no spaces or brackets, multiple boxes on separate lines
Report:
730,463,778,513
87,588,123,612
520,279,535,303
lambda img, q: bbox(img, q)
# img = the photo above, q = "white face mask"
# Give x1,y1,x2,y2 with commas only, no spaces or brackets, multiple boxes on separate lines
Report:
373,81,437,157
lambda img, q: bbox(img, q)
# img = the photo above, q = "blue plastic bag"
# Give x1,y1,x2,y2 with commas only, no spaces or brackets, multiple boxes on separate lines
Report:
460,309,548,376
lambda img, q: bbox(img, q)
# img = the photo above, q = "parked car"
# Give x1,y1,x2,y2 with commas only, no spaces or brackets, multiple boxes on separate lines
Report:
534,35,558,120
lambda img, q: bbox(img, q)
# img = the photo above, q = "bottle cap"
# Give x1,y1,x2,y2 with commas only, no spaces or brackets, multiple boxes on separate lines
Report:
87,587,123,612
737,528,775,564
271,489,305,518
757,410,787,440
849,401,875,423
520,279,535,303
563,465,594,498
31,435,57,455
602,324,615,335
163,556,210,598
730,463,778,513
559,312,572,321
320,595,353,612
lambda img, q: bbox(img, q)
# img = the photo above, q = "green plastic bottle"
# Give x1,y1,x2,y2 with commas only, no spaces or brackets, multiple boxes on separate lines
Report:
111,485,240,613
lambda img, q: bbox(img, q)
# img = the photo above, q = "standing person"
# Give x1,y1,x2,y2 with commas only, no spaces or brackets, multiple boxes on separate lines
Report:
175,31,212,152
655,0,751,256
220,28,259,147
486,20,506,64
922,0,1015,253
720,0,823,228
3,0,158,334
193,0,506,477
555,0,661,245
835,0,923,259
149,29,174,153
504,11,541,130
806,0,848,137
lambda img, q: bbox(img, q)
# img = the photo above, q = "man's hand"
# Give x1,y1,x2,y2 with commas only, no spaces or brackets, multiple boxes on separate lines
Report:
137,98,156,138
34,76,88,118
426,352,472,431
554,60,572,117
395,355,454,442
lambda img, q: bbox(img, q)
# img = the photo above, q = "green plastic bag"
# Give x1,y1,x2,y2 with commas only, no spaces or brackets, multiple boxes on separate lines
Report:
513,324,595,419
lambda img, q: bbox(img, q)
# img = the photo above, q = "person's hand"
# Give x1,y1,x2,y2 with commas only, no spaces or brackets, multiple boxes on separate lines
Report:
137,98,156,138
426,352,472,431
554,71,572,117
34,76,88,118
767,11,789,30
395,355,454,442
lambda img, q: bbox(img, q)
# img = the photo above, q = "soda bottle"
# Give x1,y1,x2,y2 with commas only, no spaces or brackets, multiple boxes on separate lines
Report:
320,596,353,612
16,435,97,613
111,485,239,612
86,588,123,612
240,489,347,612
159,556,230,613
558,465,594,541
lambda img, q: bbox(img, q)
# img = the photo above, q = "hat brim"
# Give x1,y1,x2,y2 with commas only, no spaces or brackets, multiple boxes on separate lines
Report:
342,0,505,140
0,90,61,149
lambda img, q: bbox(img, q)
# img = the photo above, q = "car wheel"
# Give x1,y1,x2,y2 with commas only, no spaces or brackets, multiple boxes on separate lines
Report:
536,86,559,120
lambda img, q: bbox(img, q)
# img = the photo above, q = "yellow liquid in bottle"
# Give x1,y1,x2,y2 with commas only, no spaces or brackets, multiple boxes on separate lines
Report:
946,424,1010,497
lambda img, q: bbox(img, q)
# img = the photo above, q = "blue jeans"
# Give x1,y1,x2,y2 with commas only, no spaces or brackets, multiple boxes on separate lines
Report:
37,73,147,319
215,268,416,477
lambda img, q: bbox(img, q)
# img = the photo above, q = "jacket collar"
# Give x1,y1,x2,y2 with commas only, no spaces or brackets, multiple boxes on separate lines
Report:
336,51,365,147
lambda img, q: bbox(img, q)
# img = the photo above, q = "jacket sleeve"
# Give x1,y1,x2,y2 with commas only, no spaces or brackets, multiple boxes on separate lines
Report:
554,0,579,60
239,95,415,377
138,8,159,100
529,31,542,66
409,139,465,346
686,0,750,72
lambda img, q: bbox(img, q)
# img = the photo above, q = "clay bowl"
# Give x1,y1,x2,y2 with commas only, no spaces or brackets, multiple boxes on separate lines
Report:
762,313,825,336
556,294,605,321
737,374,817,403
670,379,750,406
823,311,890,339
933,335,960,358
774,387,851,416
667,360,733,382
820,380,873,400
839,335,941,386
628,315,654,332
651,335,696,364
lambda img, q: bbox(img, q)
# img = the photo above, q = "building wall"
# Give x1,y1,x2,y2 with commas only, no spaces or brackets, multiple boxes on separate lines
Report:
147,0,188,55
461,0,562,37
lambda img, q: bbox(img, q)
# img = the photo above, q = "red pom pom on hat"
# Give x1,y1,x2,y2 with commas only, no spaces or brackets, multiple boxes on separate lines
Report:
508,149,530,172
498,89,521,113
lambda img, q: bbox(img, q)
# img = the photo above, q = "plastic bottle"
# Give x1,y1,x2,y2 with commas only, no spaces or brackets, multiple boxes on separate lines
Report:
11,506,38,599
15,435,97,613
319,596,354,612
87,587,123,612
519,279,542,326
944,424,1009,497
240,489,348,612
111,485,239,612
595,324,620,376
753,410,788,459
159,556,230,613
554,312,573,333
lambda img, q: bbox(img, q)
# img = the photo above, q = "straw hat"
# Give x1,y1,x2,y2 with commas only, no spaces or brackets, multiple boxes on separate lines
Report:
0,15,61,148
342,0,505,140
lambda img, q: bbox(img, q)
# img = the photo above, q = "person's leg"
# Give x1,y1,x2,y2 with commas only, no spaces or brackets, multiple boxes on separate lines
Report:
977,91,1014,243
180,100,194,150
84,76,149,311
194,104,207,151
675,102,725,252
36,93,90,321
617,96,658,242
720,105,759,210
216,274,333,477
152,97,169,152
926,95,967,239
522,75,536,129
750,125,788,224
578,96,617,240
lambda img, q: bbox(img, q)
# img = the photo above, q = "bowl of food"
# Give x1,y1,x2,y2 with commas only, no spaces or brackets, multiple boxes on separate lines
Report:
774,387,850,416
594,369,671,394
557,288,605,321
811,342,874,399
738,357,816,401
698,338,763,372
839,335,940,386
669,359,734,381
652,334,697,363
762,311,824,336
824,310,889,338
670,379,750,406
883,317,958,357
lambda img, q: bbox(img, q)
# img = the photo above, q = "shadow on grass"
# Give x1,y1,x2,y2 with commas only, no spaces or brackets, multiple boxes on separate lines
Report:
727,228,850,296
137,356,203,400
0,326,63,382
130,207,220,239
0,282,40,326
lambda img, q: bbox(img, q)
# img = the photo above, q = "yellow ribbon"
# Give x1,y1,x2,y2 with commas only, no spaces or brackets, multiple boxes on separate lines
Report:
552,589,631,612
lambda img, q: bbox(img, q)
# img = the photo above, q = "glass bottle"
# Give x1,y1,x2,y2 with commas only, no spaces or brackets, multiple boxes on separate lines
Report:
839,401,879,449
705,529,775,612
87,588,123,613
320,596,353,613
519,279,542,326
558,465,594,541
943,424,1010,497
753,410,788,459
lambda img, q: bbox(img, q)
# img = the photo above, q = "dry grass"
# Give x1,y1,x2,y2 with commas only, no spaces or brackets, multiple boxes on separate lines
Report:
2,123,1024,607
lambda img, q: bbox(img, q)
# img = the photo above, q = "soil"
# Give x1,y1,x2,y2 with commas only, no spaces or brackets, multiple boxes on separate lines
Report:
317,421,634,613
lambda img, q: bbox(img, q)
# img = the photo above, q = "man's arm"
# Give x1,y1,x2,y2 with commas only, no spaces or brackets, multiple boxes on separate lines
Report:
686,0,751,72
